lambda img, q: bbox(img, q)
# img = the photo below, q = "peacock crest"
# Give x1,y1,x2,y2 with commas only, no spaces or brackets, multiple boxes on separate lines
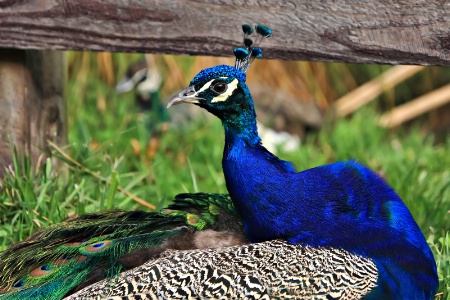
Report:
233,24,272,73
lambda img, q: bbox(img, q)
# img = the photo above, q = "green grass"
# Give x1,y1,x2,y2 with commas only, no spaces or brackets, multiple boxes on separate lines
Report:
0,53,449,298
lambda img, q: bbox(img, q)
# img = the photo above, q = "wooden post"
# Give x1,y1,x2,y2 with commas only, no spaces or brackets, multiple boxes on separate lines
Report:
0,50,66,177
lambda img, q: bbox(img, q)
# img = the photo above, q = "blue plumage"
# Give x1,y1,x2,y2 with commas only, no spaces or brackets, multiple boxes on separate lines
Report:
168,25,438,299
224,143,437,298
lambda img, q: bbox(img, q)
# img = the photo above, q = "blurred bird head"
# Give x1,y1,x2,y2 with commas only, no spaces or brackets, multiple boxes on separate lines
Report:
116,56,161,101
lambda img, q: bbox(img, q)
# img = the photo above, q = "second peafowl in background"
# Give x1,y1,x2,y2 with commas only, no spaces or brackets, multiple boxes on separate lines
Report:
115,55,164,113
166,24,438,299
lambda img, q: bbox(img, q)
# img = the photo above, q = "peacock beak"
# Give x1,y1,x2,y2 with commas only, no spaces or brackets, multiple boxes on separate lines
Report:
167,86,203,108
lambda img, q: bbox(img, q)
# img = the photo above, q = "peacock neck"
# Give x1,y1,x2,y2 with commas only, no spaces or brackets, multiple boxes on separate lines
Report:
222,117,260,146
222,127,296,242
219,88,261,146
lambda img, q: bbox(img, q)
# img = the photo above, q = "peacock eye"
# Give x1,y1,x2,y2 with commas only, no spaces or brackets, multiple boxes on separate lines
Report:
212,82,227,94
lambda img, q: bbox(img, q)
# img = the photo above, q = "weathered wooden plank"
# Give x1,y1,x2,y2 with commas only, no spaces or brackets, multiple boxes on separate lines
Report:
1,1,450,65
0,50,66,177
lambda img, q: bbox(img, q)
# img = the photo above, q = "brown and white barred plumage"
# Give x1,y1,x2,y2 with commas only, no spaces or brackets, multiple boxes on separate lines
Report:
66,240,378,300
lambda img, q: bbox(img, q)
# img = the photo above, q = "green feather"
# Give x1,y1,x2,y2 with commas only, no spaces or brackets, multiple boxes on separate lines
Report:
0,193,240,300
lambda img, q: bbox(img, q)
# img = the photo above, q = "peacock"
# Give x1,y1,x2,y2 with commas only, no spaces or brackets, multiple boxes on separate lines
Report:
164,24,438,299
0,24,439,300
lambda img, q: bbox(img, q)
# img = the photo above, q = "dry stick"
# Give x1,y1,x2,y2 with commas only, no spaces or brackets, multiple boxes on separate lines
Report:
334,65,425,117
379,84,450,128
48,140,156,210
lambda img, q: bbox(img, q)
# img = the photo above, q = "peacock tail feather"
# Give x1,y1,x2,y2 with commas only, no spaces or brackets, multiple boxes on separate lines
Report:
0,193,244,300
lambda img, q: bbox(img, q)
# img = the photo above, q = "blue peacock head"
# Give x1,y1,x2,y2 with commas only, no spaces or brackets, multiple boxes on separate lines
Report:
167,24,272,122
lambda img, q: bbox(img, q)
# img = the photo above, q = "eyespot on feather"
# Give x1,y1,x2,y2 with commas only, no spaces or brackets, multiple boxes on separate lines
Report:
84,240,112,253
186,213,207,230
12,279,26,289
30,264,55,277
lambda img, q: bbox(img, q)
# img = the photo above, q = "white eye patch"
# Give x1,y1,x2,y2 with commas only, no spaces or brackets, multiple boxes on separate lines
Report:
211,78,239,103
197,79,215,93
